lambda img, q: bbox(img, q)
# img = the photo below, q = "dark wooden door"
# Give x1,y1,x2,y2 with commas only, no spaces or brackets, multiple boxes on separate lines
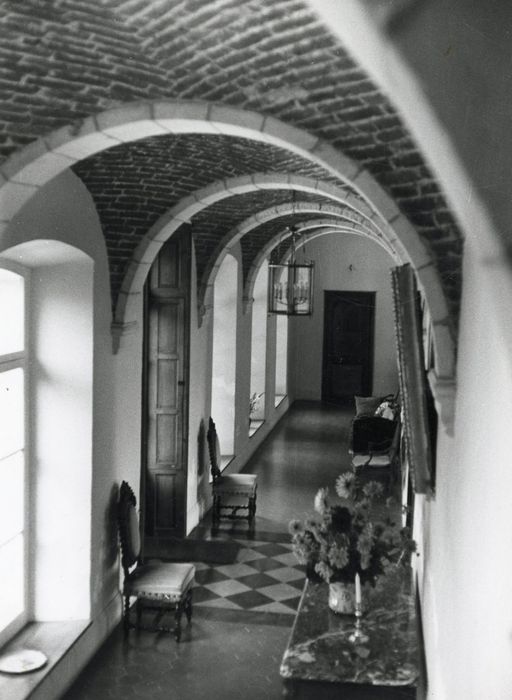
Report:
144,228,191,539
322,291,375,404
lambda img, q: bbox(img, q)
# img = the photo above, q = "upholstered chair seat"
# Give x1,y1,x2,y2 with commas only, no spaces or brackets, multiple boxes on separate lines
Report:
125,562,195,601
213,473,258,496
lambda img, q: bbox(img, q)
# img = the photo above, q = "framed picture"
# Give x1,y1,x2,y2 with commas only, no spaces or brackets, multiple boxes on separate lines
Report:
391,264,434,495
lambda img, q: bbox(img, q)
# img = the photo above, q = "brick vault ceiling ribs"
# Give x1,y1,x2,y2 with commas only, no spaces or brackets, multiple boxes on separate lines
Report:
1,0,463,330
239,211,354,283
71,132,349,302
191,191,336,283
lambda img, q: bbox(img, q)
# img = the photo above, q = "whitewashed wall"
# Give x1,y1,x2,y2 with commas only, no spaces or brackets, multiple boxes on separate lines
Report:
289,233,398,402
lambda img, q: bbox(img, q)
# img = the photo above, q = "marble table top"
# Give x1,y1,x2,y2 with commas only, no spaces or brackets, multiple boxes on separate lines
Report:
280,579,418,688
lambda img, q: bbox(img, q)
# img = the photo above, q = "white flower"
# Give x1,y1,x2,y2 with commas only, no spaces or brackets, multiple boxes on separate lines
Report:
335,472,355,499
288,519,303,536
314,487,329,515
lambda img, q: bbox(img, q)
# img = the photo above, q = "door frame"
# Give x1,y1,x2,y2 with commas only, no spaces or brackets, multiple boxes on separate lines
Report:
321,290,376,403
141,228,191,540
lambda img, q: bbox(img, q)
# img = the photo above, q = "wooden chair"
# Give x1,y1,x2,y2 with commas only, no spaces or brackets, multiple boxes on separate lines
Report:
117,481,194,642
207,417,257,533
351,419,401,494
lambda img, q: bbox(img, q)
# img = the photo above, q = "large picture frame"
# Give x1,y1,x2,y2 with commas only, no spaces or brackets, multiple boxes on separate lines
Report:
391,264,433,495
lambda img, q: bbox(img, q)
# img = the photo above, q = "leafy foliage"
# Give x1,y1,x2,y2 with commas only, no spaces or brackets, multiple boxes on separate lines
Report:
289,473,416,585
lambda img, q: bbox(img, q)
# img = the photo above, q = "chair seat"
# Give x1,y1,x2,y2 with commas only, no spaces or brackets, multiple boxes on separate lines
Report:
213,473,257,496
352,453,392,468
125,562,195,601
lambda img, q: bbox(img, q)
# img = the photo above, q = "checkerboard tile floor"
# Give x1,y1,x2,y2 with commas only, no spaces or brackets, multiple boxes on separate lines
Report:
192,539,305,615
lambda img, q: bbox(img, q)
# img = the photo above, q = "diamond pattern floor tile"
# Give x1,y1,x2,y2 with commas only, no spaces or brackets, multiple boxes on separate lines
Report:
226,590,276,609
237,572,279,589
215,562,260,578
265,566,304,583
258,583,301,602
235,548,267,563
192,534,304,616
196,597,242,610
204,579,252,597
271,552,300,566
252,601,297,614
194,568,230,585
244,557,285,572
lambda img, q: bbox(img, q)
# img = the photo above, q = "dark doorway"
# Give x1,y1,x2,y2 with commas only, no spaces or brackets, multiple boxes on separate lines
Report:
322,291,375,404
143,227,191,541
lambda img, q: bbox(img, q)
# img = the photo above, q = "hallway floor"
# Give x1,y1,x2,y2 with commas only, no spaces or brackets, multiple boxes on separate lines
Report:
64,402,355,700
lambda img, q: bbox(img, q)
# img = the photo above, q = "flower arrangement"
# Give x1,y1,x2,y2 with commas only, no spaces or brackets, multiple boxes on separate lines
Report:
289,473,416,586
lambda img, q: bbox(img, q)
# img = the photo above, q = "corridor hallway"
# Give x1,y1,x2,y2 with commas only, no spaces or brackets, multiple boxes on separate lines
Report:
64,402,359,700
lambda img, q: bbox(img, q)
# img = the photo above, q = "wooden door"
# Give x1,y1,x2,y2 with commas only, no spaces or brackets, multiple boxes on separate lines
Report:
322,291,375,404
144,228,191,539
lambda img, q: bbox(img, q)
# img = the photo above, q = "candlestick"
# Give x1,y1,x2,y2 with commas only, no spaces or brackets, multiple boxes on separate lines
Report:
349,574,368,644
355,573,361,607
348,603,369,644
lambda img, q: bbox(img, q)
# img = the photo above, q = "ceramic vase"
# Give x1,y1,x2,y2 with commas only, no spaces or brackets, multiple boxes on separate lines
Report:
328,581,367,615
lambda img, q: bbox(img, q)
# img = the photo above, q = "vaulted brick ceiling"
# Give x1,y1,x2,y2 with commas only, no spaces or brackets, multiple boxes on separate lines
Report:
0,0,463,332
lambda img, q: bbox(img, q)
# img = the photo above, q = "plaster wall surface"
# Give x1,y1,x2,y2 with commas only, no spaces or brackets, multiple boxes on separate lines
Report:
187,243,209,532
420,240,512,699
306,5,512,696
289,233,398,402
1,171,122,613
0,171,123,696
30,259,93,621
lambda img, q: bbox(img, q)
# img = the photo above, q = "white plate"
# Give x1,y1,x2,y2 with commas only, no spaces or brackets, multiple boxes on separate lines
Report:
0,649,47,674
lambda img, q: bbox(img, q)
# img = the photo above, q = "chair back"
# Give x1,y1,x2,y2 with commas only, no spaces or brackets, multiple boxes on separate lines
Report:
118,481,142,575
207,417,222,480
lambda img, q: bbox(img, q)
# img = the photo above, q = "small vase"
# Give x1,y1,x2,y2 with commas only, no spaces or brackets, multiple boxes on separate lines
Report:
328,581,367,615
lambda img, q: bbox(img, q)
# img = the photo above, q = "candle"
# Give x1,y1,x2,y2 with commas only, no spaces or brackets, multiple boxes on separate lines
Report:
355,573,361,607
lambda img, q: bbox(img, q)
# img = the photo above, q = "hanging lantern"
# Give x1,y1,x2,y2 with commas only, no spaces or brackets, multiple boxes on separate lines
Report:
268,226,314,316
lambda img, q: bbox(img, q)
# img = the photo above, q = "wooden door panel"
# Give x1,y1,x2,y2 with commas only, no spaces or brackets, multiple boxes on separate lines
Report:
330,365,363,397
322,291,375,404
157,302,180,352
144,228,190,539
156,359,179,409
155,414,178,464
157,245,181,288
155,473,177,530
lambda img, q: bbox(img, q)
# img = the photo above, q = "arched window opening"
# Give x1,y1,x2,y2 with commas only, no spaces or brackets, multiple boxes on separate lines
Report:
275,315,288,406
0,265,27,646
249,264,268,436
0,241,93,647
211,254,238,462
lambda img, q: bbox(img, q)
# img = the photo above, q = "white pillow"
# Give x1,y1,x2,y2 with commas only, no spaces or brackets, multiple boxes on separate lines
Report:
375,401,396,421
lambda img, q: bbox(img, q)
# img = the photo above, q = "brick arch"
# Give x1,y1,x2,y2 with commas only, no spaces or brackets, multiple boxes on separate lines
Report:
3,102,428,249
241,221,401,314
199,205,397,317
0,100,453,374
196,199,396,313
114,165,438,328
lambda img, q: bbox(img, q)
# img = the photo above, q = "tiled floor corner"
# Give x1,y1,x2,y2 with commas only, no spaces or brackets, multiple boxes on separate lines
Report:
193,538,305,615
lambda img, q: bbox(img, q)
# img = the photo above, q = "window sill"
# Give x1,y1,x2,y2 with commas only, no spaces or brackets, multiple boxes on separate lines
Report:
249,419,264,437
274,393,286,407
220,454,234,471
0,620,90,700
209,454,235,483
